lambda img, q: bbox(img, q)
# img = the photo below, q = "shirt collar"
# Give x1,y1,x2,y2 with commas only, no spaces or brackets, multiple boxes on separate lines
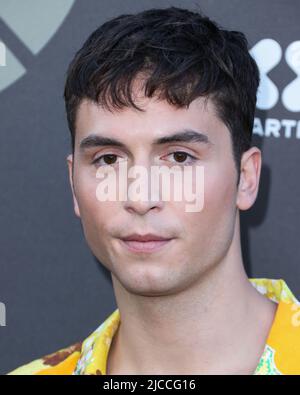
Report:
73,278,299,375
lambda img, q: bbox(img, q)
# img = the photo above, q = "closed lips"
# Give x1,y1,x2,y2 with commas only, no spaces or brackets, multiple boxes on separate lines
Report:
120,234,174,253
121,234,172,242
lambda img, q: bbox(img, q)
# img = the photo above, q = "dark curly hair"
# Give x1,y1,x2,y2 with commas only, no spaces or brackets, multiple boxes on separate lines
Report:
63,6,259,184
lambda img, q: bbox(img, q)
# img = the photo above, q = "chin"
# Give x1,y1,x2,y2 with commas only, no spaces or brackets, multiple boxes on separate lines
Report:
115,271,181,297
123,284,176,297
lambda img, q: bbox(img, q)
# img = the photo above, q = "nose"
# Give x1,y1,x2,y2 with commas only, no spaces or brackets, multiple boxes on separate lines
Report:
123,163,164,215
124,198,163,215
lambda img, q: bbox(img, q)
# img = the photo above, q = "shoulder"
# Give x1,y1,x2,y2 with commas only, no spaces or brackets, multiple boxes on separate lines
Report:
7,341,83,375
266,299,300,374
6,309,120,376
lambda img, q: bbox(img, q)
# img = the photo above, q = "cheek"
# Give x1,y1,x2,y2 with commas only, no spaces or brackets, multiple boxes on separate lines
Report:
205,169,236,213
75,174,98,216
203,151,238,208
201,165,238,251
179,163,237,241
74,172,116,237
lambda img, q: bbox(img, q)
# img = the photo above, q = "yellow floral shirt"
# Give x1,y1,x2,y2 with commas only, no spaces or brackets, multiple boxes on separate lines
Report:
7,278,300,375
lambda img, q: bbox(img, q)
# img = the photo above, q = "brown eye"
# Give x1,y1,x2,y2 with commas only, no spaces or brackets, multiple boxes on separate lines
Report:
173,152,189,163
102,154,117,165
163,151,197,165
93,154,119,166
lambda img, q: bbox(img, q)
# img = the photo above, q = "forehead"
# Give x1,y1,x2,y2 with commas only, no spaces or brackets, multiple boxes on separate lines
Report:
75,95,230,148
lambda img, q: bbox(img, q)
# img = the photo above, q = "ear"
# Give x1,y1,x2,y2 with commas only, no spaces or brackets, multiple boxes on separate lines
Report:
236,146,262,211
66,154,81,218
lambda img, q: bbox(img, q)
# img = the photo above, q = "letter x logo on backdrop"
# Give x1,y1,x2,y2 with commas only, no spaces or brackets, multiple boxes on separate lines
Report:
0,0,75,92
250,39,300,112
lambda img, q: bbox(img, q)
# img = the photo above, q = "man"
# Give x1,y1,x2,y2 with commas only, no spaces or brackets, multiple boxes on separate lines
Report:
8,6,300,375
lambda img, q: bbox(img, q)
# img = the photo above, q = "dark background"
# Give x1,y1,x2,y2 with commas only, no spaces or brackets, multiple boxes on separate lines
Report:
0,0,299,374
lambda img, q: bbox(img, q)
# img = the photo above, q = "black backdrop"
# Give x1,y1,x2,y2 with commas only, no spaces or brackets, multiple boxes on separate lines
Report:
0,0,299,374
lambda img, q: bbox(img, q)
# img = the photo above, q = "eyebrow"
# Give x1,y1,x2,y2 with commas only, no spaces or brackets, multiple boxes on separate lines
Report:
79,129,213,152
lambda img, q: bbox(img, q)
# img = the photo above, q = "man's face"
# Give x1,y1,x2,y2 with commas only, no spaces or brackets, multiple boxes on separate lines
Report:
67,94,244,297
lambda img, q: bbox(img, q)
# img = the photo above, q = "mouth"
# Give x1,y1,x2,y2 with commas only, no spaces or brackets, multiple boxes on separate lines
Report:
119,233,174,253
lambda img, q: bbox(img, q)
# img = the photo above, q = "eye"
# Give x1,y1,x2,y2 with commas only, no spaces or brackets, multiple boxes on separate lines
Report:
164,151,197,165
92,154,124,167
